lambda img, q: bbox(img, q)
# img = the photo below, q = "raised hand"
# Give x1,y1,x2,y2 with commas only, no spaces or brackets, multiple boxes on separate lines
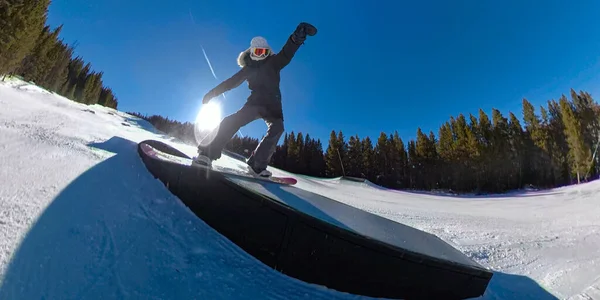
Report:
292,22,317,44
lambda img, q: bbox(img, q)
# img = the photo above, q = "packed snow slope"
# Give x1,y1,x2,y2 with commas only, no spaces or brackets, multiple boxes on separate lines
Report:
0,77,599,299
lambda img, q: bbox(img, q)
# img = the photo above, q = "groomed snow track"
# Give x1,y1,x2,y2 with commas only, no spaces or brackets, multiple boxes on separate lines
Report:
137,139,493,299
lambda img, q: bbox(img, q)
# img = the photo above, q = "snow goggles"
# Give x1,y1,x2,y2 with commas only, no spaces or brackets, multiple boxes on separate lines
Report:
251,47,270,58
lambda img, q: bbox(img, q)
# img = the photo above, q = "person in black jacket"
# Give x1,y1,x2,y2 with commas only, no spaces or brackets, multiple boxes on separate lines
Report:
194,22,317,177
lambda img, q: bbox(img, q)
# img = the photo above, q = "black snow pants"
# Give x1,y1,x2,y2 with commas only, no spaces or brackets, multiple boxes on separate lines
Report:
200,104,284,171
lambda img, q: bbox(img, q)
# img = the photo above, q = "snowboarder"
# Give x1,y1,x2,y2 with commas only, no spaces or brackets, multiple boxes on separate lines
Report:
194,22,317,177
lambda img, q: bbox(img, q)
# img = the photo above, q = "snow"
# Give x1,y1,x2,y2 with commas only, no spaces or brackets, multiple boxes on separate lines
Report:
1,76,599,299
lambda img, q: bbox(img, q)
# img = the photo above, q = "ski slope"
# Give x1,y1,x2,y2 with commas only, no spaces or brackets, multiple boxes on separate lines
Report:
0,77,599,299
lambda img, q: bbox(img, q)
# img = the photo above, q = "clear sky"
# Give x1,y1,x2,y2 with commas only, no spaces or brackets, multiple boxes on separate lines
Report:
46,0,600,146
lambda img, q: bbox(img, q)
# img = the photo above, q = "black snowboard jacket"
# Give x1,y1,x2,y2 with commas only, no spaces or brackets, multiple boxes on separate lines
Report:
204,35,302,120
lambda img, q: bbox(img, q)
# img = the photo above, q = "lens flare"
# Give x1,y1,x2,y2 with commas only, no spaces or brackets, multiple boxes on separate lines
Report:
195,102,221,131
194,102,222,146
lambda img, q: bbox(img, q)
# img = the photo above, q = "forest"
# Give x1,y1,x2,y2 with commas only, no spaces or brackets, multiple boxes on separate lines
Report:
2,1,599,194
0,0,118,108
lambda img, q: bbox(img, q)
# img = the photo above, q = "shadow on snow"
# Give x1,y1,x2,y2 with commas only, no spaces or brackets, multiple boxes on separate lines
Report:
0,137,190,299
482,271,558,300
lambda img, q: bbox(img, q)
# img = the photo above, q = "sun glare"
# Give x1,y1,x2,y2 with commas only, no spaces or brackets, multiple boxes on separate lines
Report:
195,101,222,131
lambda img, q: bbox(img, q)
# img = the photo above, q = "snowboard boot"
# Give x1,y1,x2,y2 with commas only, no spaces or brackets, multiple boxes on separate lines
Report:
192,154,212,167
245,156,271,177
193,145,214,167
247,164,272,177
245,153,272,177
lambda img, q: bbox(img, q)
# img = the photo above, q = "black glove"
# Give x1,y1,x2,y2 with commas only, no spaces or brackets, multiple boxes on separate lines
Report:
292,22,317,45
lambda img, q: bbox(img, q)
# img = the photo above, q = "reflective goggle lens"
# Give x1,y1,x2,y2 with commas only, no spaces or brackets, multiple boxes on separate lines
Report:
252,47,269,57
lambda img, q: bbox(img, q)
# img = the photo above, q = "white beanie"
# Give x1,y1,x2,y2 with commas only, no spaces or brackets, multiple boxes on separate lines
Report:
249,36,272,61
250,36,271,51
237,36,273,66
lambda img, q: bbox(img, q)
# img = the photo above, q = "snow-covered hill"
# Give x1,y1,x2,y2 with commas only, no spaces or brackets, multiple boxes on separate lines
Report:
1,77,599,299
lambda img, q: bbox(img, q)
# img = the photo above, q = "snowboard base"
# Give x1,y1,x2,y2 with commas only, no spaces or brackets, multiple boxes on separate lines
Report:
140,141,297,185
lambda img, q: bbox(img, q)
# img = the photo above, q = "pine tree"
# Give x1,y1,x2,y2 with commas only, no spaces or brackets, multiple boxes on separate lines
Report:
522,99,552,186
83,71,104,104
286,131,299,173
391,131,408,187
62,57,84,99
346,135,364,178
300,133,312,174
546,99,570,185
374,132,390,185
325,130,344,177
437,121,454,189
448,116,462,190
361,136,375,181
104,90,119,109
295,132,306,174
490,109,510,192
508,112,526,188
337,131,348,175
466,113,484,191
407,140,417,189
571,90,600,149
522,100,541,172
43,38,72,92
476,109,493,191
428,131,440,188
74,62,92,102
308,138,326,177
271,133,289,169
17,25,62,83
0,0,51,76
560,95,592,183
415,128,438,189
571,90,600,177
463,115,479,191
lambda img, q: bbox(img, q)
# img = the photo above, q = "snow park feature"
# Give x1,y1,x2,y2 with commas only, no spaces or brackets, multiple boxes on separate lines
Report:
1,76,598,299
137,139,492,299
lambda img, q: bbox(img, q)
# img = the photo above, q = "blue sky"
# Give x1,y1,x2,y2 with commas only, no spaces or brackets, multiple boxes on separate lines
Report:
46,0,600,146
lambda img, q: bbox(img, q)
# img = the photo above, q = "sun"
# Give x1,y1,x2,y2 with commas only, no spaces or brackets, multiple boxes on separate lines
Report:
195,101,222,131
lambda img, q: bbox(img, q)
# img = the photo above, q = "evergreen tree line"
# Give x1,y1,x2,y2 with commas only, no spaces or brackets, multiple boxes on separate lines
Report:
131,89,600,194
271,132,327,177
1,0,118,108
128,112,198,145
321,90,600,193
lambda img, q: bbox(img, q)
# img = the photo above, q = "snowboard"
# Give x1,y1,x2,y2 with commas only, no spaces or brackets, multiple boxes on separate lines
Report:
140,141,297,185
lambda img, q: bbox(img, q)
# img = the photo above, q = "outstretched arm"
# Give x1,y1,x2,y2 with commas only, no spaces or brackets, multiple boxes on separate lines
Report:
271,36,301,70
271,22,317,70
203,68,248,103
